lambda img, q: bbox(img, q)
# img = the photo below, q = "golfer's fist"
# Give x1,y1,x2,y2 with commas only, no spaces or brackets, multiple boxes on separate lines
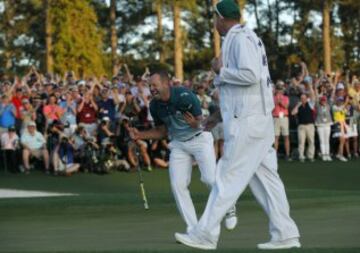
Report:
183,111,199,129
211,56,223,74
129,127,141,140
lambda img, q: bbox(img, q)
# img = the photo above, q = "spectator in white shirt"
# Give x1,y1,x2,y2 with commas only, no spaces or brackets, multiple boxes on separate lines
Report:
1,126,20,172
20,121,50,174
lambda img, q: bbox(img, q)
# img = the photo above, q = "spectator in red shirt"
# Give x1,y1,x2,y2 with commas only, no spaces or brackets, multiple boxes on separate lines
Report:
12,87,27,132
77,91,98,136
273,82,291,160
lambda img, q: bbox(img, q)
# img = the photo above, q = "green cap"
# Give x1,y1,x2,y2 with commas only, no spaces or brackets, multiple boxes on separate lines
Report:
215,0,240,20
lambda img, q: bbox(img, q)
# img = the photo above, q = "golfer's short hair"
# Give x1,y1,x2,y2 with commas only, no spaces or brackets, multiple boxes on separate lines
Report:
151,69,170,83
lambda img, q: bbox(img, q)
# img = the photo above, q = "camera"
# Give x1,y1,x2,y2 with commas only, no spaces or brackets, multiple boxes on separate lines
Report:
61,136,69,144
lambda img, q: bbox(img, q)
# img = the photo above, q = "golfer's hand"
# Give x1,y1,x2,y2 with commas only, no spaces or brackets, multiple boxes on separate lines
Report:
211,57,223,74
183,112,199,128
129,127,141,140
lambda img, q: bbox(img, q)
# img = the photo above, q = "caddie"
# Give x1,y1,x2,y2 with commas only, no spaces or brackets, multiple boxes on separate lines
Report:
175,0,300,250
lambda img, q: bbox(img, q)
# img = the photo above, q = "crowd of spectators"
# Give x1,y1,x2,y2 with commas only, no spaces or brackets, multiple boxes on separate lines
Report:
0,62,359,176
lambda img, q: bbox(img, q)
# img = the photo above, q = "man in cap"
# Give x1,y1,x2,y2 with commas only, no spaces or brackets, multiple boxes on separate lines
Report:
175,0,300,250
129,70,237,237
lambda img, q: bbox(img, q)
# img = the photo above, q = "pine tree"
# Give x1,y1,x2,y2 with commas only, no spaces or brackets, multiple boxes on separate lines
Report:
50,0,105,77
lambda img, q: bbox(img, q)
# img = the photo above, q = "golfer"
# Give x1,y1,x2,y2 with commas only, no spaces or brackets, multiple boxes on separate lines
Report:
175,0,300,250
129,71,237,235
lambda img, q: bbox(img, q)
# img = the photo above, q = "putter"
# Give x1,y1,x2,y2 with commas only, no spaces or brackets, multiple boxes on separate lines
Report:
134,144,150,210
129,117,150,210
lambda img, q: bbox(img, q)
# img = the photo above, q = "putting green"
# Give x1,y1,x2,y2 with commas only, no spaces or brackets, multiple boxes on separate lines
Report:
0,160,359,252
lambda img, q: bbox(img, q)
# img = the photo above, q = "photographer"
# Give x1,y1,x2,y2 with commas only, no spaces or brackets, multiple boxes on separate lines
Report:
52,134,80,176
73,124,99,172
98,116,114,142
150,139,169,169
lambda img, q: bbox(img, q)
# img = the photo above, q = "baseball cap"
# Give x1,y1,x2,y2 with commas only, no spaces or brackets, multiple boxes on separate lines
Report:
102,116,110,122
27,121,36,127
8,126,16,131
215,0,240,20
304,76,313,84
22,98,30,104
320,96,327,102
336,96,345,102
336,82,345,90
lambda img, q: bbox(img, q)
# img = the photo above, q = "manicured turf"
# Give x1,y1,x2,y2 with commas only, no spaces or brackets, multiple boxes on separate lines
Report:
0,159,359,253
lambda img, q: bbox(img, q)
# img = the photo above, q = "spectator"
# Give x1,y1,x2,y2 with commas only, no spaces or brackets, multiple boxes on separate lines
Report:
77,91,98,136
348,79,360,157
52,134,80,176
332,97,348,161
196,84,212,118
0,94,16,136
314,96,333,161
20,121,50,173
1,126,20,172
98,117,115,146
98,87,120,131
43,94,63,126
12,87,27,132
59,92,77,136
273,82,291,160
123,91,141,122
150,140,169,169
19,98,36,133
291,90,316,162
344,100,358,158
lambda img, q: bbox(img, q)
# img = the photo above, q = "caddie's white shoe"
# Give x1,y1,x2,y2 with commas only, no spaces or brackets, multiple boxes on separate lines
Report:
257,238,301,250
175,232,216,250
224,206,238,230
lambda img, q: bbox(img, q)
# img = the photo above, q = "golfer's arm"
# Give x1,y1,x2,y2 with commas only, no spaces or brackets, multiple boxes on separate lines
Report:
139,125,168,140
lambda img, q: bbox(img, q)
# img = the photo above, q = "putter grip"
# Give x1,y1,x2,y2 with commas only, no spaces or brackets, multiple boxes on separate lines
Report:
140,183,149,210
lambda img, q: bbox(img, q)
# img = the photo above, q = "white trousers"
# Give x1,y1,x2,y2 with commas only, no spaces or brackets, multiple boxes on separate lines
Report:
194,114,300,244
316,125,331,156
168,131,216,232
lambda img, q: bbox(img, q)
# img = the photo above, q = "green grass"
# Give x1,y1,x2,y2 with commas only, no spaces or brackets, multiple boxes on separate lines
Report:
0,160,359,253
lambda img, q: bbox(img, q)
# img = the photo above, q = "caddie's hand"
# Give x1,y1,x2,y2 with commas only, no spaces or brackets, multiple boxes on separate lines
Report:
211,57,223,74
183,111,198,128
128,127,141,140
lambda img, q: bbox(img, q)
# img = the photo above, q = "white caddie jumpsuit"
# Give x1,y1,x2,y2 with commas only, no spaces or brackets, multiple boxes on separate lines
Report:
193,24,300,245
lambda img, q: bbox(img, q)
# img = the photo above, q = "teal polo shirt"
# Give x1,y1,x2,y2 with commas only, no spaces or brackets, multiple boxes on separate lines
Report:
150,86,203,141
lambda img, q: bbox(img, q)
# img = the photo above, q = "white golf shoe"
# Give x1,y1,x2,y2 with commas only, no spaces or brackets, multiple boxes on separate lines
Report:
175,232,216,250
224,206,238,230
257,238,301,250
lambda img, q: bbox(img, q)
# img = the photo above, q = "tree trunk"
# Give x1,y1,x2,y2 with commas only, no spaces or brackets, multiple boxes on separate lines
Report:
212,0,221,57
3,0,13,71
173,0,183,82
322,0,331,75
44,0,53,73
110,0,117,76
156,0,165,63
275,0,280,46
253,0,261,30
238,0,246,24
